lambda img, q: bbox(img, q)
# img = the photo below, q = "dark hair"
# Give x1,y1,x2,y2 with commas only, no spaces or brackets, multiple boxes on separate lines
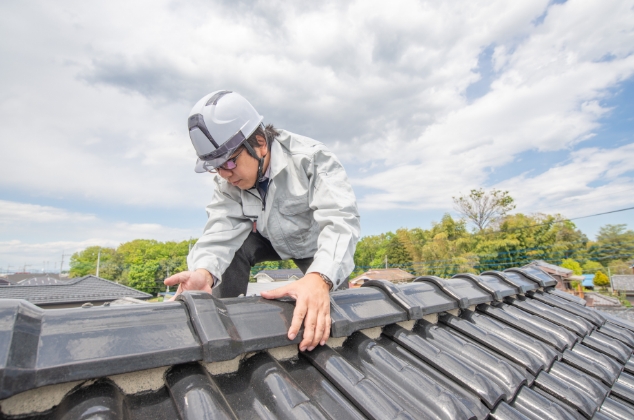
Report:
246,124,279,150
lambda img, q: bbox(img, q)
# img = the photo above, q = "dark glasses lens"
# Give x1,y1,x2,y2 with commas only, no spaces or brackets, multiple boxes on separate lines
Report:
206,148,243,173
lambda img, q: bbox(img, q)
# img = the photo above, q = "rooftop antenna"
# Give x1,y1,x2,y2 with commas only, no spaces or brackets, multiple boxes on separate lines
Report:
96,248,101,277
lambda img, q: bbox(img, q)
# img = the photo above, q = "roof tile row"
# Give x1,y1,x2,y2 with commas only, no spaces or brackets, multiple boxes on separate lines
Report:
2,267,634,419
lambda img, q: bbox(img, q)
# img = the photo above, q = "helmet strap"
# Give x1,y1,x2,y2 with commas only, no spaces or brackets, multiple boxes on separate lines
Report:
242,141,264,190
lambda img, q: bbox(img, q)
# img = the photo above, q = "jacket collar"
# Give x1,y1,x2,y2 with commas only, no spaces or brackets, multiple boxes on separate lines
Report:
268,138,287,180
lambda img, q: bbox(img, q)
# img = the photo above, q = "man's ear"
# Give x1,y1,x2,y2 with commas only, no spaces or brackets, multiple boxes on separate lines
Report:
255,134,267,156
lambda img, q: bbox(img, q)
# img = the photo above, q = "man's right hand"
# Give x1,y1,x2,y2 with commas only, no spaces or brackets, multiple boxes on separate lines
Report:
164,269,213,300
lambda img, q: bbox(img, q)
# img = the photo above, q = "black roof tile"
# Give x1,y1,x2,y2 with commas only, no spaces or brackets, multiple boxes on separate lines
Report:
508,296,594,336
599,397,634,419
479,302,578,351
453,273,518,300
3,265,634,419
598,322,634,347
526,291,605,326
361,280,458,319
487,270,539,293
511,385,579,420
414,276,493,308
512,266,558,288
329,286,407,337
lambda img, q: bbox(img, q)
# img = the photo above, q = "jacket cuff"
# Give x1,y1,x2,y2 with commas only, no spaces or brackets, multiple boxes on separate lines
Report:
307,260,344,289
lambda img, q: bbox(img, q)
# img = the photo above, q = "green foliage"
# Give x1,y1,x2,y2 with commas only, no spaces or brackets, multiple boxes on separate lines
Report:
452,188,516,231
593,271,610,288
582,260,604,274
587,224,634,266
608,259,632,275
561,259,582,275
69,239,195,294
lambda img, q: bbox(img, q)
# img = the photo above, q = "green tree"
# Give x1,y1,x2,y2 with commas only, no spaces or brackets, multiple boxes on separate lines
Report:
561,258,582,275
69,246,117,278
589,224,634,266
386,235,413,272
581,260,604,274
452,188,516,231
593,271,610,289
608,259,632,275
128,261,162,294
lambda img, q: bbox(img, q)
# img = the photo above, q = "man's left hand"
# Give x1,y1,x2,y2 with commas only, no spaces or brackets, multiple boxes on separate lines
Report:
260,272,331,351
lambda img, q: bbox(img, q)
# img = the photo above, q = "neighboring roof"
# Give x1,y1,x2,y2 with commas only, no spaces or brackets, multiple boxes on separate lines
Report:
3,273,61,283
254,268,304,280
247,279,296,296
17,277,64,286
350,268,415,284
0,279,9,286
0,275,152,306
2,265,634,419
613,275,634,292
583,274,595,288
529,260,574,277
585,292,621,308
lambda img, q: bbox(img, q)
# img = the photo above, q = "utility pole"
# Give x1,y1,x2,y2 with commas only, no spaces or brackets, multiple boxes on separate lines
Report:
60,252,65,275
96,248,101,277
608,267,613,294
385,254,388,269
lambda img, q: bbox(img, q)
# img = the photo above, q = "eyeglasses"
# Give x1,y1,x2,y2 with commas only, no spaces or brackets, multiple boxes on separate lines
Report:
206,148,244,173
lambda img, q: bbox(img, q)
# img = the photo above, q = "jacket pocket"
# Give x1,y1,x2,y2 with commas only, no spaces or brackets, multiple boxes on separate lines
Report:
279,193,310,216
277,193,317,256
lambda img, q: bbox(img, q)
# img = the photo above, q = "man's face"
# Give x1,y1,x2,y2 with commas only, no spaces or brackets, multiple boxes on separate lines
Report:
217,143,265,189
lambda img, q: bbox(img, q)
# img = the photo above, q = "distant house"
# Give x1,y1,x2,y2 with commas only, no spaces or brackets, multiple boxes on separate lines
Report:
253,269,304,283
17,276,64,286
612,275,634,294
582,274,595,289
349,268,415,287
0,275,152,309
4,272,63,284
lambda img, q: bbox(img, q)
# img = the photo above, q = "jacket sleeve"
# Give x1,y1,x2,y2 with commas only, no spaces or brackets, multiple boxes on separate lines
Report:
187,176,252,286
306,149,361,288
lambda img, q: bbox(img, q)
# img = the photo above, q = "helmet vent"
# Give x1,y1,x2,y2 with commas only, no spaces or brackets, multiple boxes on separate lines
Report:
206,90,232,106
188,114,219,148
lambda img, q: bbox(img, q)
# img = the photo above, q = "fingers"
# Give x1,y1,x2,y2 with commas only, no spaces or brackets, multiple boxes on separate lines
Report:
300,305,318,351
261,284,294,300
321,313,331,346
164,271,189,286
288,299,307,342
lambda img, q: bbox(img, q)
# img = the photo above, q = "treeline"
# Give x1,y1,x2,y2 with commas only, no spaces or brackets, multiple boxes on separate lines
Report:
352,214,634,278
69,215,633,295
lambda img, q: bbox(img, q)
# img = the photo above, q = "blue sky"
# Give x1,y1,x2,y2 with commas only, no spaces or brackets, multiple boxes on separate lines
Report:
1,0,633,272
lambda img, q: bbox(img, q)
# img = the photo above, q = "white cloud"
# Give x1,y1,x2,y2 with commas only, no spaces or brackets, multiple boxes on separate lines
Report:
498,143,634,216
0,0,633,263
0,200,199,271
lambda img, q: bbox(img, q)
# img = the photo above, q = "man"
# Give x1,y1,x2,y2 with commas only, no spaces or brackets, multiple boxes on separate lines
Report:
164,90,360,352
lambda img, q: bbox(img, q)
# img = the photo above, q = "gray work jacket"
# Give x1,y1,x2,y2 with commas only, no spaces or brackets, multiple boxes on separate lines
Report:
187,129,361,289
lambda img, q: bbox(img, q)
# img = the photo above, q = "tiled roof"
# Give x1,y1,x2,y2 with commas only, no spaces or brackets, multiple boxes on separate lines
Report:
17,277,64,286
254,268,304,279
612,275,634,292
351,268,416,283
2,266,634,419
246,279,297,295
0,275,152,305
529,260,574,277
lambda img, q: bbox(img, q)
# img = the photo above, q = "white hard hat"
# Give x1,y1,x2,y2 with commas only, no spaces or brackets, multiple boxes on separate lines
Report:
188,90,263,173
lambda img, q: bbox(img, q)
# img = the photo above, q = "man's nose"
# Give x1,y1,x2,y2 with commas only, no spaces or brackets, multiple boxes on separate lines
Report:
217,168,231,179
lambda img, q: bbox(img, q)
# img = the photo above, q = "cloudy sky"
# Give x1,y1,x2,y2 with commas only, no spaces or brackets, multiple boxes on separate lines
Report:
1,0,633,273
